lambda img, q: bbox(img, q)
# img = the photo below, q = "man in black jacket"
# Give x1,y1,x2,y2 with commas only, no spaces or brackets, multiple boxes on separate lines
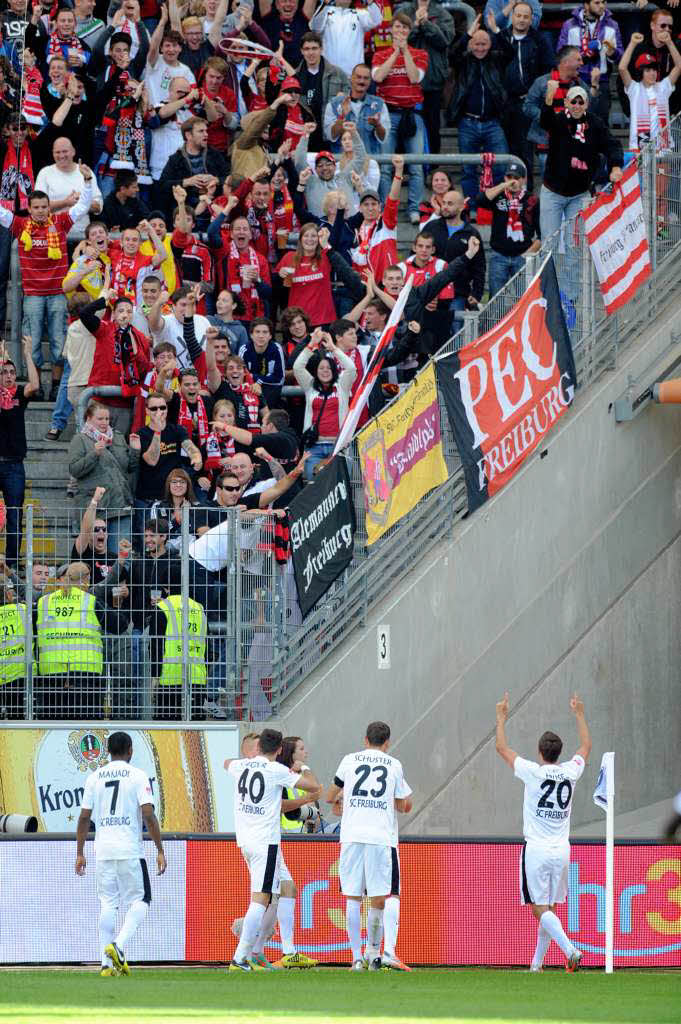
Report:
421,189,486,311
158,117,228,225
492,2,554,190
540,80,622,305
446,13,508,216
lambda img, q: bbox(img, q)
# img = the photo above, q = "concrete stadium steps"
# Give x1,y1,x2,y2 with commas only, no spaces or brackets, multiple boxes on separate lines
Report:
275,280,681,837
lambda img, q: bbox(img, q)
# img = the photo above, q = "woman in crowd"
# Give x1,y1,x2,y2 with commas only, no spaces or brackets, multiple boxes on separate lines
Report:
276,223,336,326
293,327,356,479
148,466,206,551
68,400,140,555
420,169,452,223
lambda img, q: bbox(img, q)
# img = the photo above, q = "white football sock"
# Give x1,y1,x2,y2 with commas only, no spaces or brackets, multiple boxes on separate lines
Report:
99,906,117,966
531,924,551,969
252,899,278,956
539,910,575,957
383,896,400,958
366,907,383,957
234,902,265,962
346,899,362,963
115,900,148,953
277,896,297,955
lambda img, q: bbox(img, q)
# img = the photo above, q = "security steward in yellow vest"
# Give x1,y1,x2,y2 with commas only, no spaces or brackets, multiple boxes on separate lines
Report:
35,562,105,721
0,581,33,720
150,594,207,720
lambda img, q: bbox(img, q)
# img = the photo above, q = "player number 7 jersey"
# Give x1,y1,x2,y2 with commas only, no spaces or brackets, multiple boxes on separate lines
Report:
335,750,412,846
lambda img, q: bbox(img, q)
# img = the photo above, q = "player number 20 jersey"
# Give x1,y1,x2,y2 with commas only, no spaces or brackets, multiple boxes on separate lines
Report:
81,761,154,860
335,749,412,846
514,754,585,846
228,756,300,847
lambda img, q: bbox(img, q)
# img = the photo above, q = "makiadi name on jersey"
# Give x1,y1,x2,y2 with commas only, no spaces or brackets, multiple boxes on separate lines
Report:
348,797,388,810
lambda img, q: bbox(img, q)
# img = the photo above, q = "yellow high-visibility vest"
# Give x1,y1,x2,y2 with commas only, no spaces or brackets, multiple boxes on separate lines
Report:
158,595,207,687
0,603,33,684
281,786,307,832
36,590,103,675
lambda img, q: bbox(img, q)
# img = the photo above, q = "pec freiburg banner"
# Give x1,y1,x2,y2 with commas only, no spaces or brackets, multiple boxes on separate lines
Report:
435,256,576,512
289,455,355,618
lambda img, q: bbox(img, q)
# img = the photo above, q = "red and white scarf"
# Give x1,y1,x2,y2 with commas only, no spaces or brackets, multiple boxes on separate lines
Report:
0,384,17,411
506,188,526,242
226,241,262,321
82,420,114,446
0,141,34,212
549,69,571,113
47,31,86,64
232,382,261,432
631,81,671,152
177,395,210,446
204,428,236,471
22,66,45,126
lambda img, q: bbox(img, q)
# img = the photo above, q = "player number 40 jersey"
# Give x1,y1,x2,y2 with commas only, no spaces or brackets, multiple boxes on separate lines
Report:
514,754,585,847
335,749,412,846
227,756,300,848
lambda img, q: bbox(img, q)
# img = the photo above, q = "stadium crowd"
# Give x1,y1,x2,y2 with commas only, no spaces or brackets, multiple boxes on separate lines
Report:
0,0,679,721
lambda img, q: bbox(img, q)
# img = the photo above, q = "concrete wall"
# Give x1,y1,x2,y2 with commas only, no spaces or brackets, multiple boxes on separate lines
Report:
278,302,681,837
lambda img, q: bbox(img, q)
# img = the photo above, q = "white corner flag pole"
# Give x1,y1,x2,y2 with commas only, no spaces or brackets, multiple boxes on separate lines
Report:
593,751,615,974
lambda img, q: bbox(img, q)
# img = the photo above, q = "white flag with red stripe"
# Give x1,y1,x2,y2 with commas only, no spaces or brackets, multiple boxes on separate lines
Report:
333,278,413,454
582,162,651,314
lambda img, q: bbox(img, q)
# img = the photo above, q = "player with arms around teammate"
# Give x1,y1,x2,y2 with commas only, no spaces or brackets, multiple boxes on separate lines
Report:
495,692,591,972
75,731,167,977
326,721,413,971
225,728,320,971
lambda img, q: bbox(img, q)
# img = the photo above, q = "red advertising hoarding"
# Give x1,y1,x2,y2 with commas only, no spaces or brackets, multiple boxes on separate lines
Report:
186,839,681,967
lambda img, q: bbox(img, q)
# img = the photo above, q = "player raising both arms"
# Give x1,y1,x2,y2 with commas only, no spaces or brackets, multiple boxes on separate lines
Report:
75,731,167,977
495,693,592,973
326,721,413,971
225,728,320,971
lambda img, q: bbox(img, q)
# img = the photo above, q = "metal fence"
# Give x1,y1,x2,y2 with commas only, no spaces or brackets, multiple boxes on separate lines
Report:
3,120,681,723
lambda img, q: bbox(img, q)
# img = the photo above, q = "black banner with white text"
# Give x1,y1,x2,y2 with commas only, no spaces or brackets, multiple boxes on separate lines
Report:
289,456,355,618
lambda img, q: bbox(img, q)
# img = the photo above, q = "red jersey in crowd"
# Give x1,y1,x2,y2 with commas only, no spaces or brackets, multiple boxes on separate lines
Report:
276,251,336,326
372,46,429,108
10,210,74,296
350,196,399,284
213,230,272,321
109,243,157,303
396,255,454,300
202,84,238,152
310,389,342,437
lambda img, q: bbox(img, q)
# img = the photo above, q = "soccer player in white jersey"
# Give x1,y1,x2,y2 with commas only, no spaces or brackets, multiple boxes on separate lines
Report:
75,731,167,977
326,721,413,971
495,692,592,973
225,727,320,971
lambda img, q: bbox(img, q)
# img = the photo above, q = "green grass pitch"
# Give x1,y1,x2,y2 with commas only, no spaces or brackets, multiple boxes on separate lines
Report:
1,969,678,1024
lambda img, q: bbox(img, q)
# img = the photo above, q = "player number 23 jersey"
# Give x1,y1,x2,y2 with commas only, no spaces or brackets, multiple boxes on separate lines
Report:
514,754,585,846
335,750,412,846
82,762,154,860
228,756,300,847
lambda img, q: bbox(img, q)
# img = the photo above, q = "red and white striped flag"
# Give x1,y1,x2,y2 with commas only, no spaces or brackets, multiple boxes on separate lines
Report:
333,279,412,454
582,161,651,314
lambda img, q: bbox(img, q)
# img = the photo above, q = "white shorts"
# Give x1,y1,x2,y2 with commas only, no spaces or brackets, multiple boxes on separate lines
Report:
520,842,570,906
339,842,393,898
240,843,283,895
96,857,151,911
279,852,292,885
